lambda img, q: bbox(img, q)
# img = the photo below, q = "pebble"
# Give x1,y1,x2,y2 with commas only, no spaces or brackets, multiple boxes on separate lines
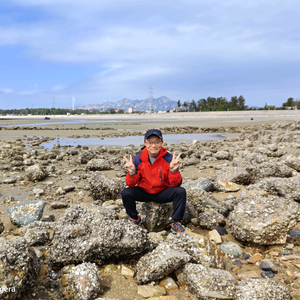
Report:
233,260,243,265
208,229,222,244
214,226,228,236
279,249,293,256
137,286,166,298
159,276,179,291
261,271,275,278
220,242,243,258
248,253,264,264
289,230,300,237
121,265,134,277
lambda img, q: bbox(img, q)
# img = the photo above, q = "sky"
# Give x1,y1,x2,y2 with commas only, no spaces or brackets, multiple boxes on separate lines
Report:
0,0,299,109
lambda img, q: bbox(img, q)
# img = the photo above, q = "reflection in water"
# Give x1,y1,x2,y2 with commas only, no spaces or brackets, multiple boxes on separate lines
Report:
39,132,238,149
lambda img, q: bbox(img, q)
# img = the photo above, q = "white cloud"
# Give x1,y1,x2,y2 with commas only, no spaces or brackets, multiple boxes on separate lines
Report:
0,88,14,94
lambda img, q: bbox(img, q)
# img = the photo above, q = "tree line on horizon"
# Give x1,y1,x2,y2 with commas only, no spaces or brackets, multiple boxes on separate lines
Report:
1,97,299,115
177,96,300,111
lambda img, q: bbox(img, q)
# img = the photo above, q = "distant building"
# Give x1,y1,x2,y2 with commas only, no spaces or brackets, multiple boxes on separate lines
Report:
114,109,119,112
89,110,93,112
172,107,186,112
128,107,135,113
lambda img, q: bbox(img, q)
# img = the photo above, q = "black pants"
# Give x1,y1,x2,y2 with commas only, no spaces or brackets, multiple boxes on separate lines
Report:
121,186,186,222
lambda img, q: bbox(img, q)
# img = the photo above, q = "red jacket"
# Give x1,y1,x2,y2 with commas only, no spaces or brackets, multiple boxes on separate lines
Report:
125,146,182,194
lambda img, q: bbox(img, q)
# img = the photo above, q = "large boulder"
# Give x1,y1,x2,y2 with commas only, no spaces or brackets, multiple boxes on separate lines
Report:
254,162,296,180
281,154,300,171
86,159,111,171
0,237,41,299
79,150,95,164
25,164,47,181
242,176,300,202
7,200,46,226
228,191,300,244
187,189,228,215
88,172,125,200
51,204,148,265
136,242,190,284
183,263,236,299
165,232,224,269
211,167,251,192
236,278,292,300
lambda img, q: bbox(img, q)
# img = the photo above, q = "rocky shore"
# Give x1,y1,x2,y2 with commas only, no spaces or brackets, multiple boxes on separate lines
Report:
0,120,300,300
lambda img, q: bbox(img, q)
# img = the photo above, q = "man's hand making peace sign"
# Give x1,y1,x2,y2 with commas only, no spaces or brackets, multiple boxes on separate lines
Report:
123,155,136,176
169,152,182,172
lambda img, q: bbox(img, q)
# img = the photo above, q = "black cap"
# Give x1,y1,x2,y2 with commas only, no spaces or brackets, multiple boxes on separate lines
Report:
144,129,163,141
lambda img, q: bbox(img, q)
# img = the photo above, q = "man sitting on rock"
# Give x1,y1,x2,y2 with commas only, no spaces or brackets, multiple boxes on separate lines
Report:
121,129,186,233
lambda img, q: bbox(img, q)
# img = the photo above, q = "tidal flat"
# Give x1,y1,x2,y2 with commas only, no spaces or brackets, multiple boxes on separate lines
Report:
0,111,300,300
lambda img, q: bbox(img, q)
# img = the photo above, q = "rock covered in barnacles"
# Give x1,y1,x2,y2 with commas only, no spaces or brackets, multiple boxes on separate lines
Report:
138,202,173,232
25,164,47,181
136,242,190,284
68,262,101,300
165,232,224,269
182,177,214,192
88,172,125,200
52,205,148,265
253,162,296,181
281,154,300,171
79,150,96,164
86,159,111,171
242,176,300,202
59,203,118,225
0,237,41,299
182,263,236,299
198,209,226,229
7,200,46,226
228,190,300,244
187,189,228,215
24,227,50,246
211,167,251,192
236,278,292,300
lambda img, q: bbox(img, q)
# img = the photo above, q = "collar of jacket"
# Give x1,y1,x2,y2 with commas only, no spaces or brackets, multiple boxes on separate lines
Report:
140,146,167,162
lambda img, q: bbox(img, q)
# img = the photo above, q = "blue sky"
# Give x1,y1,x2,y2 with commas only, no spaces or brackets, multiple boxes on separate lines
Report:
0,0,299,109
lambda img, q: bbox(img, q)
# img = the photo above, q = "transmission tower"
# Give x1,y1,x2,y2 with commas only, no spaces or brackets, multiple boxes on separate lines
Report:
52,96,56,108
149,86,153,113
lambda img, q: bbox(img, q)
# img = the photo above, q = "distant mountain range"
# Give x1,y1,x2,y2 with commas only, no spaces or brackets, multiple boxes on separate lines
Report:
74,96,177,111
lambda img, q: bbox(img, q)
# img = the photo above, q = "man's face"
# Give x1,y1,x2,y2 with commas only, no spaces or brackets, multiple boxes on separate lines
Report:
144,134,163,156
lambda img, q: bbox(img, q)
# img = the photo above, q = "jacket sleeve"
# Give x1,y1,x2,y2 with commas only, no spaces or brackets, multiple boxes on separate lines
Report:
125,155,141,187
168,169,182,186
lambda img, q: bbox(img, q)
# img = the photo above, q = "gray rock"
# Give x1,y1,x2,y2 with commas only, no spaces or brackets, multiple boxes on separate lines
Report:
136,242,190,284
229,191,300,244
259,259,278,273
79,150,95,164
0,237,41,299
220,242,244,258
25,164,47,181
182,177,214,192
236,278,292,300
0,220,4,234
254,162,295,181
187,189,228,215
24,227,50,246
88,172,125,200
51,204,148,265
198,209,226,229
212,167,252,188
183,263,236,299
214,150,232,160
165,232,224,269
138,202,172,232
281,154,300,171
242,176,300,202
86,159,111,171
8,200,46,226
63,185,76,192
68,262,101,300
